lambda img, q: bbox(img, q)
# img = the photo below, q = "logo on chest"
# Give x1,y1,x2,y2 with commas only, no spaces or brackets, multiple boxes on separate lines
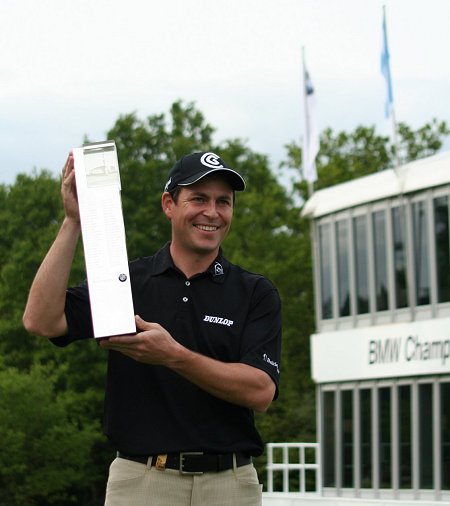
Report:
203,315,234,327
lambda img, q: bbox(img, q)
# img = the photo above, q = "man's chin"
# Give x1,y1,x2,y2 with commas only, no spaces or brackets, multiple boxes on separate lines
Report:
191,240,221,256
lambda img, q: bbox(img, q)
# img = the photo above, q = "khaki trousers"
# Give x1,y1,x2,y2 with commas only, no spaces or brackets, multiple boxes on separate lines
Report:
104,456,262,506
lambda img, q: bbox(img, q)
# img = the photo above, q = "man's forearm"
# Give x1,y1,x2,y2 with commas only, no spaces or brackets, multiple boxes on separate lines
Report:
23,217,81,337
169,347,276,412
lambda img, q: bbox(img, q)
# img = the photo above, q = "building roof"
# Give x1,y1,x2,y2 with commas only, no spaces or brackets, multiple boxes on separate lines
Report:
302,151,450,218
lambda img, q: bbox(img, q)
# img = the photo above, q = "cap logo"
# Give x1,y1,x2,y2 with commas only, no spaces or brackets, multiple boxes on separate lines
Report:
200,152,224,169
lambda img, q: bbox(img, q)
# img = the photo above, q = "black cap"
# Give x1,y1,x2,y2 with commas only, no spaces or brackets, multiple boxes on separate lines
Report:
164,152,246,193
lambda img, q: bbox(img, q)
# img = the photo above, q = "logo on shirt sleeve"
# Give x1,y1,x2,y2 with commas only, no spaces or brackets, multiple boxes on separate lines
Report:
263,353,280,374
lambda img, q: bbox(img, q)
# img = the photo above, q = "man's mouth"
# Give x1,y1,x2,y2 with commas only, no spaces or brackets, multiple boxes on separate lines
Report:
194,224,219,232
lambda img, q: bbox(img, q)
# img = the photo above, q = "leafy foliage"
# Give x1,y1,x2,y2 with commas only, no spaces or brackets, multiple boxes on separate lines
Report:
284,118,449,201
0,363,104,505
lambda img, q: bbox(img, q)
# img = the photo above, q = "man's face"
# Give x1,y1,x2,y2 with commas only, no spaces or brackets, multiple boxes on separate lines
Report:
164,174,234,256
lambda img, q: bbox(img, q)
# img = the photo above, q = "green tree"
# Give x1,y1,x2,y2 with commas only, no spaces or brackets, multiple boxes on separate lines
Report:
0,171,109,504
396,118,450,161
284,118,450,201
0,172,66,369
0,363,103,505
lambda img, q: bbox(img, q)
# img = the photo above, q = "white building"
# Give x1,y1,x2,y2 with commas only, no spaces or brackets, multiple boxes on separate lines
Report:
263,152,450,506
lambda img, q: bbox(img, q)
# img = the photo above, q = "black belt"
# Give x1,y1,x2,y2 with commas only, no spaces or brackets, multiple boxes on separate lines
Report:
117,451,251,474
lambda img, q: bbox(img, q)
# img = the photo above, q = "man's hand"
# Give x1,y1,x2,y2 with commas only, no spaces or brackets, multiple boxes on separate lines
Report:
61,152,80,223
99,315,184,366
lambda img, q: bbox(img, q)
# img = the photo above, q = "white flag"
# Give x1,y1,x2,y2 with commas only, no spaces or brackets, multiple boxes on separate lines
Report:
303,61,320,183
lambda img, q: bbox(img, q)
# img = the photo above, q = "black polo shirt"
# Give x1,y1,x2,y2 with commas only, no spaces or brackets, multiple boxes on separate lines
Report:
52,243,282,457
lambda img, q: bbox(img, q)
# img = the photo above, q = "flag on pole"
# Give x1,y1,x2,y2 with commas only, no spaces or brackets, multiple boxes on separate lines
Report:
381,6,394,118
302,54,319,183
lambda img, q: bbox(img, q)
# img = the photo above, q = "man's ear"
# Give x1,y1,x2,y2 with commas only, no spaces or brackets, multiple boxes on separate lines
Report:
161,192,173,220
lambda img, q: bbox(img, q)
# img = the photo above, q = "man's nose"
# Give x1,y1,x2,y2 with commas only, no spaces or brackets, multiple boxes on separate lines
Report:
203,201,219,217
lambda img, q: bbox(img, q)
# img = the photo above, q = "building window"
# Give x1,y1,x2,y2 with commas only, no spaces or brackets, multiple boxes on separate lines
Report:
316,188,450,325
442,382,450,490
434,196,450,303
398,385,412,488
353,215,369,314
412,200,430,305
419,383,433,489
336,219,350,317
392,206,408,308
379,387,391,488
323,391,336,486
373,210,389,311
319,223,333,319
360,389,372,488
342,390,353,487
320,379,450,495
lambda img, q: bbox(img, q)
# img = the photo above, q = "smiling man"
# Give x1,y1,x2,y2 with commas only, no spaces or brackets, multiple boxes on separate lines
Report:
23,151,282,506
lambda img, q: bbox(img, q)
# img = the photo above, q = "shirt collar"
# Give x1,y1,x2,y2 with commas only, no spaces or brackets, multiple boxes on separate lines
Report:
152,243,176,275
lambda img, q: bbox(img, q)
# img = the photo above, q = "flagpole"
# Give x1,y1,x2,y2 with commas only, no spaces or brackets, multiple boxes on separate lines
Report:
302,47,313,197
391,100,400,169
302,46,319,197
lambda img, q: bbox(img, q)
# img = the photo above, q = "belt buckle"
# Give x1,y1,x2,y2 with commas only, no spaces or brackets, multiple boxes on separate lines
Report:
179,452,204,475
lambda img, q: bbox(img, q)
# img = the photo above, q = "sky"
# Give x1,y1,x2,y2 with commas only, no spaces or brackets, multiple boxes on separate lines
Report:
1,0,450,186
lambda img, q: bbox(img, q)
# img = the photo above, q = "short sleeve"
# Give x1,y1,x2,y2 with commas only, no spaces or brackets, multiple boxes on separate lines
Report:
50,281,94,347
239,279,282,399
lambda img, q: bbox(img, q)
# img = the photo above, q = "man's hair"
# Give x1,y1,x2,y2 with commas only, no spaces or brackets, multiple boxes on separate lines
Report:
168,187,181,203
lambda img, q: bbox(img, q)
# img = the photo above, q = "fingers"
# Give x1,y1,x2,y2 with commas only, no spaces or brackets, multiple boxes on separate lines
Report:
100,334,139,346
61,152,74,180
61,154,76,193
60,152,80,222
135,314,154,331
